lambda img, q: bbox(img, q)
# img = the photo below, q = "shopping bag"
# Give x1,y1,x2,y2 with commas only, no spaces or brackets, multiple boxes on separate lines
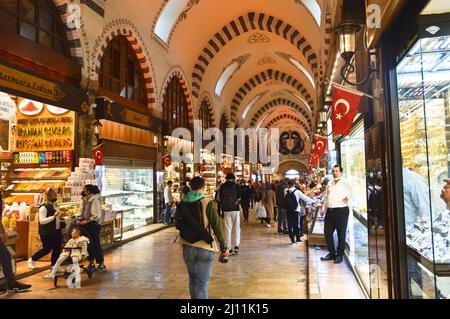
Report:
256,203,267,219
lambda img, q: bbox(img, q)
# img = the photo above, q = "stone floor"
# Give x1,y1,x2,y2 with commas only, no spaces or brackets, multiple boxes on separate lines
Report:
1,219,309,299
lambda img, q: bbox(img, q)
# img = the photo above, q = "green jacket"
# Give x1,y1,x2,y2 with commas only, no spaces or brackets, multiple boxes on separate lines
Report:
183,191,226,251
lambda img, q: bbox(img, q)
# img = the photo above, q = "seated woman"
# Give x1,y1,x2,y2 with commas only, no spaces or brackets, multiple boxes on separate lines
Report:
44,227,89,280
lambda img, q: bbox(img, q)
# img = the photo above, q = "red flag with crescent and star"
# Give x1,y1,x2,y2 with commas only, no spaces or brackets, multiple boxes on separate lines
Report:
332,85,363,136
310,152,319,166
162,154,172,168
314,135,328,158
92,144,104,165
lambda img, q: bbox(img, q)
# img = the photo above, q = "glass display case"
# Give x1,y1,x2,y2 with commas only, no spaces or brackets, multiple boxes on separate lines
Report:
396,34,450,299
340,121,370,294
95,166,154,234
200,150,217,200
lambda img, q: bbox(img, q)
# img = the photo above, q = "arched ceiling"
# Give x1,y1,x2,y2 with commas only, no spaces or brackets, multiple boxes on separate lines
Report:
151,0,328,157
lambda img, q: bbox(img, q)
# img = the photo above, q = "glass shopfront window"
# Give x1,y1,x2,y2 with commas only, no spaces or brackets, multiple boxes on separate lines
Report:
340,121,370,294
396,34,450,299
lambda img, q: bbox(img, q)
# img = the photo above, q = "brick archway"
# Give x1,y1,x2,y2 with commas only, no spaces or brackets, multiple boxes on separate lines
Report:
161,68,193,126
197,92,216,127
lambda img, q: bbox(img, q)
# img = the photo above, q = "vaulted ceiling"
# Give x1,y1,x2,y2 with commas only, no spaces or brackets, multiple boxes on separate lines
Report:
150,0,334,150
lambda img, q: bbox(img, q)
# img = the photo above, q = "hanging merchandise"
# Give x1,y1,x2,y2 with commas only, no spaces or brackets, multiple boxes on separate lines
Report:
331,85,363,136
314,135,328,158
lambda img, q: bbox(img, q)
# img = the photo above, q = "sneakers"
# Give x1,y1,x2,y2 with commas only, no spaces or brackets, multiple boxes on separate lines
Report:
290,243,297,247
86,263,96,273
96,265,107,273
230,247,239,255
7,282,32,293
265,223,272,228
27,258,36,269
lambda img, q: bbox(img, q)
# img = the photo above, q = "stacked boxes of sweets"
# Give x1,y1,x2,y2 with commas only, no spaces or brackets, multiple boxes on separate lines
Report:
64,158,97,203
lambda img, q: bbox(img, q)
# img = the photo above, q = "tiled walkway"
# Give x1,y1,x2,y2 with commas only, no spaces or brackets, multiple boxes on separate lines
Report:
2,219,308,299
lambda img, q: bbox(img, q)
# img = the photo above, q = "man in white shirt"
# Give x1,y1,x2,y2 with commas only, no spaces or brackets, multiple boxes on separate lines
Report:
164,181,173,225
320,165,351,264
284,179,316,245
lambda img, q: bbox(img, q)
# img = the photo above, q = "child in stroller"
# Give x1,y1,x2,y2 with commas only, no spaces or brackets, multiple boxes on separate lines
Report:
44,227,91,287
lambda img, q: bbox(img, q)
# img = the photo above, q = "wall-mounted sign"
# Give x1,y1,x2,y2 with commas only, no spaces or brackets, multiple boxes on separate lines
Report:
96,98,151,131
0,92,16,120
0,64,65,102
18,99,44,116
14,101,75,152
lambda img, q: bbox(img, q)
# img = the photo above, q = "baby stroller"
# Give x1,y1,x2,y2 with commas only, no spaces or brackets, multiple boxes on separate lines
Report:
53,224,94,288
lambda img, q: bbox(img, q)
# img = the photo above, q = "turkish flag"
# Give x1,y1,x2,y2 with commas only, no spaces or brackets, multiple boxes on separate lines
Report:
332,85,363,136
314,135,328,158
92,144,103,165
163,154,172,167
310,152,319,166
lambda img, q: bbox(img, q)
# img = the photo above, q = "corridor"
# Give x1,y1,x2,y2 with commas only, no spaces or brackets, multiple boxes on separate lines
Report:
2,221,309,299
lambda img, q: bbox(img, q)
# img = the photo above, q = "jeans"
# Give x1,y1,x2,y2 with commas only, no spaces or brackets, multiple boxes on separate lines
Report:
32,233,62,266
223,211,241,250
84,222,104,265
286,210,301,243
0,242,16,287
182,245,214,299
164,203,172,224
324,207,350,256
278,208,287,232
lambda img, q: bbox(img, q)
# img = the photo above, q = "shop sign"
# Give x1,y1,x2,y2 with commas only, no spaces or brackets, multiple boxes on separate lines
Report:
0,92,16,120
96,98,151,131
0,64,66,102
14,101,75,152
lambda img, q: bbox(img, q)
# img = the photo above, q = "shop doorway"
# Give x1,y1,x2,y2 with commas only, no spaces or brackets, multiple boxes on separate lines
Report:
285,169,300,180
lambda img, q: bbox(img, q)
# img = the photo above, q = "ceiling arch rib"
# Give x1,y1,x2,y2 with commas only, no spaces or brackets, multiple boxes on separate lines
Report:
230,69,315,121
250,98,313,128
265,114,311,135
191,12,319,98
260,108,311,132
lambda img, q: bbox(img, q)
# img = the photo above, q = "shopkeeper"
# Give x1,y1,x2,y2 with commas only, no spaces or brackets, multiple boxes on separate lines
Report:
28,188,63,274
77,185,107,273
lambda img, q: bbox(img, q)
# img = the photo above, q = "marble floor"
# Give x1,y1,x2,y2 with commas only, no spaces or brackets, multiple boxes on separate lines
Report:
1,219,309,299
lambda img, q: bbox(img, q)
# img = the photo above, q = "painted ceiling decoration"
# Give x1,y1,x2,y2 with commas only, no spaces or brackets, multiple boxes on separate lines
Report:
153,0,201,44
230,69,315,121
257,56,277,65
250,98,313,128
285,89,313,114
279,131,305,155
275,51,316,89
215,54,252,97
191,12,319,99
248,32,271,44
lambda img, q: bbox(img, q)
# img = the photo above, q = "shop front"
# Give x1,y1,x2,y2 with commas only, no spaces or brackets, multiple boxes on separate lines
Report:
382,2,450,299
0,6,88,278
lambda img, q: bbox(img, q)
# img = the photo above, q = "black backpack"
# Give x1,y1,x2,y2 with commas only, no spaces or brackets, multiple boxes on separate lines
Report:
285,190,299,212
219,183,239,211
175,200,213,245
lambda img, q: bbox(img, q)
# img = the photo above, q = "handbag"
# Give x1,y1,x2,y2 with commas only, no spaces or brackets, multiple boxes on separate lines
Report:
256,202,267,219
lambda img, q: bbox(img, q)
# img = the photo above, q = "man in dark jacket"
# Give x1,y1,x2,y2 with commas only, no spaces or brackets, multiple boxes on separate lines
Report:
276,179,289,234
239,180,252,224
217,173,242,255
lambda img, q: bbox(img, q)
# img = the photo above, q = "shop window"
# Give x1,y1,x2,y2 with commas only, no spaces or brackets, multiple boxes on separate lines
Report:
162,77,189,134
0,0,70,57
396,34,450,299
99,35,148,106
339,121,370,294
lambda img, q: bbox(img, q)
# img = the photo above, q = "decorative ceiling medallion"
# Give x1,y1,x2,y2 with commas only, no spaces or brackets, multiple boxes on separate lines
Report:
248,32,271,44
234,53,252,65
257,56,276,65
177,0,201,23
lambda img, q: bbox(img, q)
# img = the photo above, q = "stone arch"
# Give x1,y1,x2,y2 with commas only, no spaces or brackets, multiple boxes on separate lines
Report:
230,69,315,120
197,92,216,127
191,12,319,98
250,98,313,128
161,67,194,126
278,160,308,176
266,114,311,135
92,20,157,109
52,0,86,66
